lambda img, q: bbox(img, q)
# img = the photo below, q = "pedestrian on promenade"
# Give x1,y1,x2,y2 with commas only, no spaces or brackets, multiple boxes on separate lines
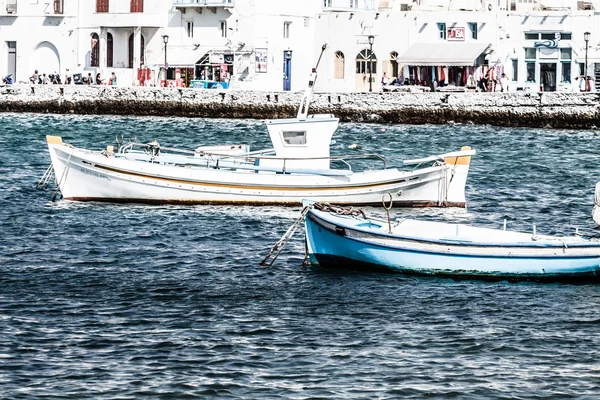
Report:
96,73,102,85
109,72,117,86
86,72,93,85
42,73,49,84
30,70,39,84
586,76,596,92
500,73,509,92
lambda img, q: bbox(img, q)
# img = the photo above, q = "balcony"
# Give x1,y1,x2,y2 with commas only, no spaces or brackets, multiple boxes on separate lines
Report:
322,0,375,11
173,0,234,14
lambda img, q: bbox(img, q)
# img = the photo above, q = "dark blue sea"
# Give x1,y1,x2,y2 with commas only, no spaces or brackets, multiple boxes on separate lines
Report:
2,113,600,398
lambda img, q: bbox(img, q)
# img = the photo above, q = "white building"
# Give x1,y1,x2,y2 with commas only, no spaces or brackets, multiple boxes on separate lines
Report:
0,0,599,91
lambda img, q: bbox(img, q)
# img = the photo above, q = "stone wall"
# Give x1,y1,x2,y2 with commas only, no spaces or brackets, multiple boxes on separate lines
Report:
1,84,599,128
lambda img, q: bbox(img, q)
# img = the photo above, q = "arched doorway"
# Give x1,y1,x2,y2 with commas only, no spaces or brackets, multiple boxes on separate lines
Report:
355,49,377,92
107,33,113,67
334,51,345,79
128,33,145,68
31,41,60,77
91,33,99,67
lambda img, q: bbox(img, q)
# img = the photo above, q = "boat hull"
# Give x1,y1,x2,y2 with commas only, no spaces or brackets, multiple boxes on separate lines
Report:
47,140,470,207
304,209,600,282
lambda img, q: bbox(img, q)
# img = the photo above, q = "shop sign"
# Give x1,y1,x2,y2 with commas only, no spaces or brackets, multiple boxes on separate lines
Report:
210,53,224,64
255,48,267,73
447,27,465,41
539,47,558,59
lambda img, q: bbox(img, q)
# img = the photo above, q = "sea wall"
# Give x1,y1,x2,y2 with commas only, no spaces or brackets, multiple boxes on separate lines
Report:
1,84,599,129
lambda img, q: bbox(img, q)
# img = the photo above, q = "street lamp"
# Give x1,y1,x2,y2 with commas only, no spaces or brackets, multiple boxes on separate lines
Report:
162,34,169,82
584,31,590,82
368,35,374,92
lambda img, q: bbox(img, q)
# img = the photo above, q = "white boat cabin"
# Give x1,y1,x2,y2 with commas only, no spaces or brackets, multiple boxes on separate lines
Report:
262,114,339,172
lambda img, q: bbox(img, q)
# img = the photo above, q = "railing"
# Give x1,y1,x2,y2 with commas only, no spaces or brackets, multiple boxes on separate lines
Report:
116,141,388,173
172,0,234,6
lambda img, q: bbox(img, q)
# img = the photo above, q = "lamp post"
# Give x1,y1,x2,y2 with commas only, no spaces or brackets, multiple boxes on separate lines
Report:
162,34,169,82
584,31,590,82
368,35,374,92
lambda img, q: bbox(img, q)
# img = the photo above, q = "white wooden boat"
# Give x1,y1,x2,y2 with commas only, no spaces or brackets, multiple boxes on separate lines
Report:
43,45,475,207
303,203,600,282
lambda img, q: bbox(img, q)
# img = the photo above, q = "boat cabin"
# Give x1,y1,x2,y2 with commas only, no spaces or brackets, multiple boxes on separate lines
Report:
263,114,339,172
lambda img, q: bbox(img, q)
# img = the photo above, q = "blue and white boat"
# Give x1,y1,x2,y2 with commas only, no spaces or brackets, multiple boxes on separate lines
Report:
303,203,600,282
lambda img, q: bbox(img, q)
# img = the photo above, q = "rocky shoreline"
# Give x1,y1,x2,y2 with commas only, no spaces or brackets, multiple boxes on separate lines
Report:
1,84,599,129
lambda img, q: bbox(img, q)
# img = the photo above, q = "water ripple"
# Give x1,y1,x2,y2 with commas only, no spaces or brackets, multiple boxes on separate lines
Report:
1,113,600,398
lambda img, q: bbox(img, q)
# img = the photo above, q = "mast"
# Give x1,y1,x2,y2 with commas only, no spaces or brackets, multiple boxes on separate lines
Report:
297,43,327,119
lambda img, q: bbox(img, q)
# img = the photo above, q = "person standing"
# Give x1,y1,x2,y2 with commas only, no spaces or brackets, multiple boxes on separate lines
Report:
30,70,39,84
42,73,49,84
500,73,509,92
109,72,117,86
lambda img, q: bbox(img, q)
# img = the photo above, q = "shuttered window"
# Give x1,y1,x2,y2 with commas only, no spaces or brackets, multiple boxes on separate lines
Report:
96,0,108,13
130,0,143,13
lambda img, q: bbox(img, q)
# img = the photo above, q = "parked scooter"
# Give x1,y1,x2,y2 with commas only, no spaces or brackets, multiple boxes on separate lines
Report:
2,74,13,84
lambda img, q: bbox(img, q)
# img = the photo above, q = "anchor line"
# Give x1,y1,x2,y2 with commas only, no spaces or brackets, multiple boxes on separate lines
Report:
261,202,369,268
260,205,313,267
52,151,73,202
36,164,55,190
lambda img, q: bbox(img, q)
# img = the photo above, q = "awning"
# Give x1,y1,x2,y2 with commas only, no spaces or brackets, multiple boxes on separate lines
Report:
163,46,207,68
397,42,492,66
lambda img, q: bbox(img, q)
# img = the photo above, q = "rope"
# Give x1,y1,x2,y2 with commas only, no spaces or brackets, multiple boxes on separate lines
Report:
313,202,366,218
35,164,55,190
52,150,73,202
260,205,313,267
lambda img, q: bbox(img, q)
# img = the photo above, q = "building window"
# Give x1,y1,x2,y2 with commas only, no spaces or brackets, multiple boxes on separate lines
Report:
350,0,358,7
283,22,291,39
560,33,572,40
540,33,556,40
560,48,571,60
186,21,194,38
91,33,99,67
334,51,345,79
561,63,571,83
525,48,537,60
130,0,143,12
54,0,63,14
511,59,518,82
467,22,477,40
220,21,227,38
355,49,377,74
323,0,331,6
524,33,538,40
437,23,446,40
107,33,113,67
96,0,108,13
128,33,145,68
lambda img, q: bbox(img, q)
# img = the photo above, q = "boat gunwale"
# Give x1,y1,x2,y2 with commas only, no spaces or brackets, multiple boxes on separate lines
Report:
307,210,600,254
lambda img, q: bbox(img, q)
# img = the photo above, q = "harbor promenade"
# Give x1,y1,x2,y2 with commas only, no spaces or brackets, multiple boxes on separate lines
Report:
1,85,598,129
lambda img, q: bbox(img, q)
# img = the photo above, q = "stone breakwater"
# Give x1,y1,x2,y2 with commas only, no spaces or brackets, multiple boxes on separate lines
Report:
1,84,599,128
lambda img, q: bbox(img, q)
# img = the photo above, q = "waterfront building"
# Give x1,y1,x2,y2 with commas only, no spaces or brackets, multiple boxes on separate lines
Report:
0,0,598,92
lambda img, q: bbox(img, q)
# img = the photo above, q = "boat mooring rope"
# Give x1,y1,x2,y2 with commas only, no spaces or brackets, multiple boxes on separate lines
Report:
52,150,73,202
259,205,314,267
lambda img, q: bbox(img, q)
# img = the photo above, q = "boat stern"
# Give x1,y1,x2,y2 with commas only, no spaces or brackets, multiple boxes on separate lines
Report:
444,146,473,207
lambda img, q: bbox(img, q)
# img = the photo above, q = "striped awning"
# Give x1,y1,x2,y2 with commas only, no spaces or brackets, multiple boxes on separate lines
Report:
397,42,492,66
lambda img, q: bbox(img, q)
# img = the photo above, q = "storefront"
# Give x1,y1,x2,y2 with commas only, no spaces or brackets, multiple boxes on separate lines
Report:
192,53,234,89
522,33,573,92
397,42,492,90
